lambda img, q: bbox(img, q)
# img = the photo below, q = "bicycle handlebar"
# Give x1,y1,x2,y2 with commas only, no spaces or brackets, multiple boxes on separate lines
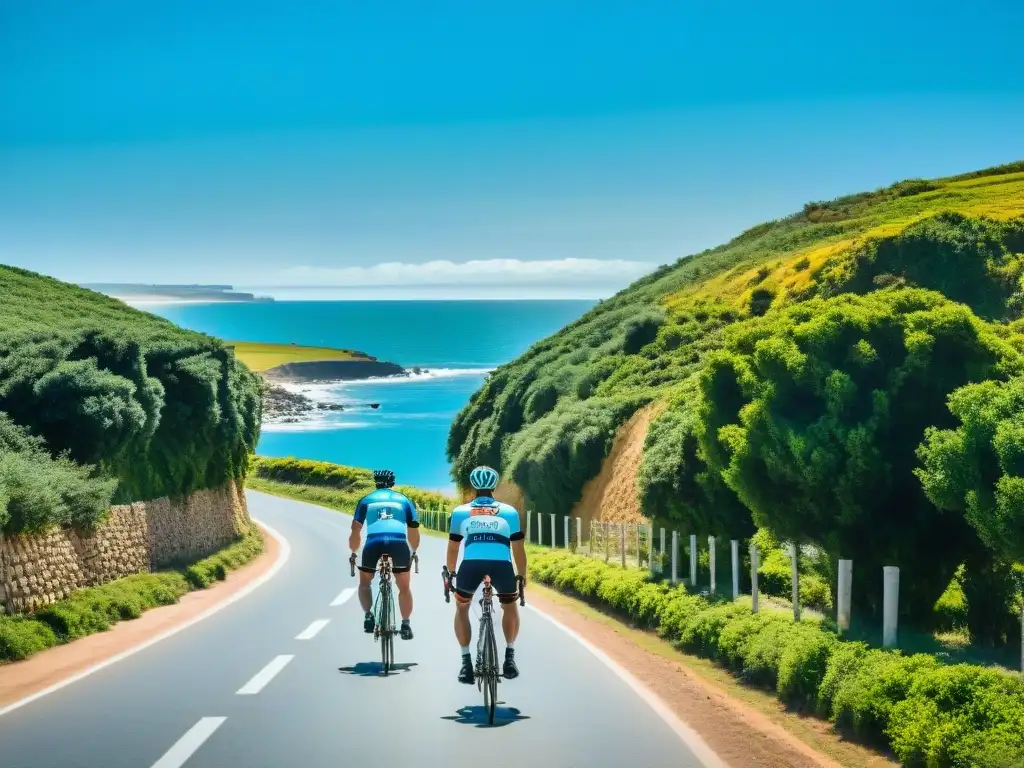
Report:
349,552,356,577
518,575,526,606
412,551,419,574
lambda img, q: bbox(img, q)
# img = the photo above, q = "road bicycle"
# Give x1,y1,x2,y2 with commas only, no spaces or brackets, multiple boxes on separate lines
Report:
350,549,418,675
442,565,526,724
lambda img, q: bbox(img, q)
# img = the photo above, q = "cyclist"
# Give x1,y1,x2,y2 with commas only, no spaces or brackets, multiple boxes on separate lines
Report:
349,469,420,640
446,465,527,684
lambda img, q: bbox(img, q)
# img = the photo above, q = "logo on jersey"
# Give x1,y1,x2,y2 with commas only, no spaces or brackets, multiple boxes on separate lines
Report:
469,504,498,516
377,509,394,521
468,518,501,531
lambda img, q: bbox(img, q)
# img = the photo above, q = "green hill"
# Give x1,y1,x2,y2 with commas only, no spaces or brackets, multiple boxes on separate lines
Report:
0,266,262,534
448,161,1024,643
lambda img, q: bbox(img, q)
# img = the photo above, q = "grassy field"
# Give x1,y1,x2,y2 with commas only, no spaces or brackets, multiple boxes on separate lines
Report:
228,341,370,372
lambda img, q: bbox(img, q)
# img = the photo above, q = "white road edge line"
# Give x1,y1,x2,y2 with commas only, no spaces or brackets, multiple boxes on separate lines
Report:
0,518,291,719
150,716,226,768
527,604,729,768
330,587,356,607
236,654,294,695
295,619,330,640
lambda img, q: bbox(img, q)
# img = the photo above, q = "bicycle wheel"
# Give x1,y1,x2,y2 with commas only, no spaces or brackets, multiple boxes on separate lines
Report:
379,579,393,674
482,614,498,724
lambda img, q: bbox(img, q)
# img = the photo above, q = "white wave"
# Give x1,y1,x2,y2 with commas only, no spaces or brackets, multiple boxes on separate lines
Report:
339,367,496,386
261,419,372,433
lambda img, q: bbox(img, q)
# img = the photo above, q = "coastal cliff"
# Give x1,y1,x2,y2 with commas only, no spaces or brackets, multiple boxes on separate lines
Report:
263,359,406,382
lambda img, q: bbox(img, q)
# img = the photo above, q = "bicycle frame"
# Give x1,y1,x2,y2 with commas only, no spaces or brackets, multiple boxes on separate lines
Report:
350,547,418,675
441,566,527,725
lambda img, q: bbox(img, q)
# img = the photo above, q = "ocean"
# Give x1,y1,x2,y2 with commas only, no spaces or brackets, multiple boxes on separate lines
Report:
147,300,594,492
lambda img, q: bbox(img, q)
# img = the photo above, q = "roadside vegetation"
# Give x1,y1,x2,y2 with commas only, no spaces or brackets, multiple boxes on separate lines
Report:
449,163,1024,660
228,341,370,372
529,549,1024,768
247,456,458,512
0,524,264,663
0,266,262,535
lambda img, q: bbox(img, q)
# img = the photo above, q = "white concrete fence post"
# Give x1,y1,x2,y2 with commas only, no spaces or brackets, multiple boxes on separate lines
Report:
635,525,641,567
525,509,531,543
659,528,666,576
708,536,717,594
883,566,900,648
576,517,582,553
790,543,800,622
671,531,679,585
647,523,655,571
564,516,570,549
549,513,556,549
690,534,698,587
750,544,760,614
605,523,611,562
620,523,627,566
731,539,739,600
837,559,853,635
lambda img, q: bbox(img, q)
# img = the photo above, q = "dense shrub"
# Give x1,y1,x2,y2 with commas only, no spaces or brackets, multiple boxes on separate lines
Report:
504,396,648,518
0,414,116,533
528,549,1024,767
247,456,457,511
0,266,262,533
698,288,1020,624
637,378,753,538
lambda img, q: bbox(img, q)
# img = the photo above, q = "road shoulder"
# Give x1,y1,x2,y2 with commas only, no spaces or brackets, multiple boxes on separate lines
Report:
0,522,281,711
527,583,895,768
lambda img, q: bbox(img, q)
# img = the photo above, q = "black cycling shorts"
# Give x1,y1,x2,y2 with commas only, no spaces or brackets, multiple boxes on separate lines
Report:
455,559,518,602
359,536,412,574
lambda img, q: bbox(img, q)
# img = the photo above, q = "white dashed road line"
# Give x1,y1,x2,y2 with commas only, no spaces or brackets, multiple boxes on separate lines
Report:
295,619,330,640
150,717,226,768
330,587,356,606
236,655,294,695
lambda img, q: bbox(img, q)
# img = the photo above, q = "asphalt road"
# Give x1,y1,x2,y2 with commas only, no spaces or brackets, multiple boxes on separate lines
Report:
0,491,720,768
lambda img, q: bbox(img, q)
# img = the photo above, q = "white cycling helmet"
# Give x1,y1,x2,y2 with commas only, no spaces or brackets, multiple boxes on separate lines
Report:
469,465,500,492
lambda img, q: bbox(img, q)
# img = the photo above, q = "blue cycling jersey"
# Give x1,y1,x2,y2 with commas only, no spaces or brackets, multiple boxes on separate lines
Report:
449,497,522,562
353,489,418,542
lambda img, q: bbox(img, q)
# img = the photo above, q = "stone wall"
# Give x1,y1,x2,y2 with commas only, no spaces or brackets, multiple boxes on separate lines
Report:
0,480,251,614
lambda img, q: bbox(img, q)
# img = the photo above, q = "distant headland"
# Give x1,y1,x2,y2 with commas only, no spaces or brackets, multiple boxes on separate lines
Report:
81,283,274,303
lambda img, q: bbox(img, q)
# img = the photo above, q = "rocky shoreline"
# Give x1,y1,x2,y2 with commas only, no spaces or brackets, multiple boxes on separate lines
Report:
260,357,434,423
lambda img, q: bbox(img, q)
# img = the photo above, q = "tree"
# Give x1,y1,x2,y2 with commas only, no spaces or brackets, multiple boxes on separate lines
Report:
917,377,1024,645
638,376,753,537
697,288,1022,621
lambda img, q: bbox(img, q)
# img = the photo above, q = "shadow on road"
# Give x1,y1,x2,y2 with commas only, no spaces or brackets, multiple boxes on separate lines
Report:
338,662,419,677
441,704,531,728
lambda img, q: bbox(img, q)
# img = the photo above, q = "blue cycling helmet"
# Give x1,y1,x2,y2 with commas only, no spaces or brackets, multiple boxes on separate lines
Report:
469,465,500,492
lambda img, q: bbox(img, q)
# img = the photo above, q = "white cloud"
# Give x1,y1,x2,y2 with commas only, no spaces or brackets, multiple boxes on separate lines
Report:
278,258,655,289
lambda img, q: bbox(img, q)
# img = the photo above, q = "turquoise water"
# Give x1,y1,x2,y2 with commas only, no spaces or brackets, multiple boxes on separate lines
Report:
148,300,594,491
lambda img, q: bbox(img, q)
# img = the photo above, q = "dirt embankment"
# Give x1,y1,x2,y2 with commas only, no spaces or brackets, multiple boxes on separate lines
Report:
571,402,664,527
463,403,662,528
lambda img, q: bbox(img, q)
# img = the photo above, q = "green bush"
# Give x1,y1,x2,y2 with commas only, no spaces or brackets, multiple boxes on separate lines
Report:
887,664,1024,767
0,614,58,660
247,457,457,513
505,396,648,518
0,266,262,534
528,548,1024,766
699,287,1021,626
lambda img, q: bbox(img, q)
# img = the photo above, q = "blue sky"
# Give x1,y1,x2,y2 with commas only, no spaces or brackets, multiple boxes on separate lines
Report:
2,1,1023,299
